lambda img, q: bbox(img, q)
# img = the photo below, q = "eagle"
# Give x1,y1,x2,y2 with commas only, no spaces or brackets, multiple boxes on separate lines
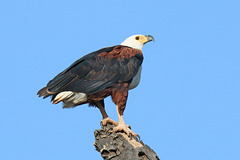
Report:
37,34,154,137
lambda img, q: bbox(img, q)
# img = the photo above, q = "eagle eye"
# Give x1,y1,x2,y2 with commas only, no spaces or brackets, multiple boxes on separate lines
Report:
135,36,140,40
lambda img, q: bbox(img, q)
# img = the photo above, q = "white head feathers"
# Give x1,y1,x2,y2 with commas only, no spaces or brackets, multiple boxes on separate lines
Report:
120,34,154,50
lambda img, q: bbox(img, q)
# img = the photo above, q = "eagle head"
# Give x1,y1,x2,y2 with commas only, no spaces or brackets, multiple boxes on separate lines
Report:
120,35,154,50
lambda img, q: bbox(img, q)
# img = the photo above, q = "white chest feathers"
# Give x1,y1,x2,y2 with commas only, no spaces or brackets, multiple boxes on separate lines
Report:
129,66,142,90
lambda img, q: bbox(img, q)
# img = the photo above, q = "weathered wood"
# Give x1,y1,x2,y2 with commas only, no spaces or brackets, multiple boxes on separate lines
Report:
94,124,160,160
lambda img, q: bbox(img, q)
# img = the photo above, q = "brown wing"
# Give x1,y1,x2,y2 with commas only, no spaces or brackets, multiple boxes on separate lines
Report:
37,45,143,98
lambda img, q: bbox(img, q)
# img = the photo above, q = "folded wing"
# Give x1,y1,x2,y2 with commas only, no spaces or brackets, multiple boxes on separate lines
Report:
37,45,143,98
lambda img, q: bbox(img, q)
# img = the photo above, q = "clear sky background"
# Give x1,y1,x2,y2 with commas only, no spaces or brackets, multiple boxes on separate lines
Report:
0,0,239,159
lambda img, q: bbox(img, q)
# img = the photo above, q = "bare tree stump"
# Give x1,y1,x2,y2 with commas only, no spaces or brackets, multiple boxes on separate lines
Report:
94,124,160,160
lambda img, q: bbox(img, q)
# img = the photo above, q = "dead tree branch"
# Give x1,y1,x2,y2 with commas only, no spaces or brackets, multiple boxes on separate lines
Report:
94,124,159,160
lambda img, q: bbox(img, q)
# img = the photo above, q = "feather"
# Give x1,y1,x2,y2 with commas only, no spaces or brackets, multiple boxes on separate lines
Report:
53,91,74,104
37,45,143,101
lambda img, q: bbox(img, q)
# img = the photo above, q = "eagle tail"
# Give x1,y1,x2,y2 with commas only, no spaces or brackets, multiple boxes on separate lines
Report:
37,87,51,99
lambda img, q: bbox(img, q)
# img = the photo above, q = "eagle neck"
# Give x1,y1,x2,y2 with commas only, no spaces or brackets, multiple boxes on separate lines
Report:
120,43,143,51
98,45,142,60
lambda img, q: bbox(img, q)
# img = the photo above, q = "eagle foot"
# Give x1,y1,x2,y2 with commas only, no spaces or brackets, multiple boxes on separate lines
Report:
113,123,137,137
101,117,118,126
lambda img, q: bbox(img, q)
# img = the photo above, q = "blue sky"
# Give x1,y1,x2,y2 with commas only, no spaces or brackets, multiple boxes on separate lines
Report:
0,0,239,159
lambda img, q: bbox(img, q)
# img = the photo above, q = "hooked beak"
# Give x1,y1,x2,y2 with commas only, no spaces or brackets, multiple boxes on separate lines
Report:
145,35,155,43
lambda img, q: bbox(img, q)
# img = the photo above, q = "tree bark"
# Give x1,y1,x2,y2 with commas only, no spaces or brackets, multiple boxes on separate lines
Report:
94,124,160,160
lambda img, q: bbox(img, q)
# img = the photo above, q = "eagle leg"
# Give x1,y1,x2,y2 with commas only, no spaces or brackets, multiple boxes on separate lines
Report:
96,101,118,126
113,105,137,137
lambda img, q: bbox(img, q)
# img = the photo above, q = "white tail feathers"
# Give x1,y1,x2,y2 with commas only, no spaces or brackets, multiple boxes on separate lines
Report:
52,91,88,108
53,91,74,104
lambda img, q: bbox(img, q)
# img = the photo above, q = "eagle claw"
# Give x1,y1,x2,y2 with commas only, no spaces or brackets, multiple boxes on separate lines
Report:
113,123,137,137
129,133,133,140
106,127,113,133
101,117,118,126
136,134,141,141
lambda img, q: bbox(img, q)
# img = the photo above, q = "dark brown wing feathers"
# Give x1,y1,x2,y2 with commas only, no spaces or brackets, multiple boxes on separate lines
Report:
37,45,143,98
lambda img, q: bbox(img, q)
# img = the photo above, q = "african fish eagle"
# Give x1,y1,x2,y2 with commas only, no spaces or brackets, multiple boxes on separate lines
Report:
37,34,154,137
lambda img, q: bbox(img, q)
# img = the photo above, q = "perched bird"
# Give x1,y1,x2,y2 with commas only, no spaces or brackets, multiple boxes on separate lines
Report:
37,34,154,137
